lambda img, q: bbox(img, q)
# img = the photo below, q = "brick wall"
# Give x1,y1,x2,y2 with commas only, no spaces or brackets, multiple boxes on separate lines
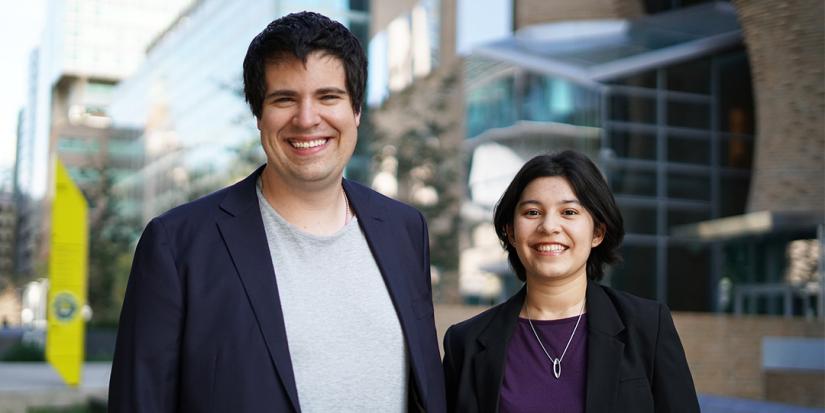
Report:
732,0,825,213
765,370,825,408
514,0,643,28
675,312,823,404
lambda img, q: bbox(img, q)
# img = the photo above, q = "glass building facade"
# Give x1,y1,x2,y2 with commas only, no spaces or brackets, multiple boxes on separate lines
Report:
107,0,369,223
463,3,756,311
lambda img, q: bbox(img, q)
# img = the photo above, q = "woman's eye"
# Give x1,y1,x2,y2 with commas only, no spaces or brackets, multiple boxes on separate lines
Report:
562,209,579,216
525,210,540,217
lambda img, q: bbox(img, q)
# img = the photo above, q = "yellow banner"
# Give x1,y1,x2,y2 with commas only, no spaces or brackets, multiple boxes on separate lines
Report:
47,160,89,387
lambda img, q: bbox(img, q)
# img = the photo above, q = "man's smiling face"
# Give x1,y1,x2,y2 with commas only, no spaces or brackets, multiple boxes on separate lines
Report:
257,51,360,189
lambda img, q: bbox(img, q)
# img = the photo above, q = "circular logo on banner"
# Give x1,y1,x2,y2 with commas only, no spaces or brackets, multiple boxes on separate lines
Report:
52,292,79,323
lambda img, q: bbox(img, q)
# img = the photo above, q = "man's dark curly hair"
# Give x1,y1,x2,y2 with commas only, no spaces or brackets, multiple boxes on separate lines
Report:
492,150,625,281
242,11,367,119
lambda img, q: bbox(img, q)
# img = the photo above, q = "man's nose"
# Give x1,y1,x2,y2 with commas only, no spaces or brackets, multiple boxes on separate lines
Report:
292,100,321,128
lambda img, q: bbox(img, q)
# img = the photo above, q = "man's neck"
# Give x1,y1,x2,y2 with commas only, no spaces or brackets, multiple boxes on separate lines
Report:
260,166,349,236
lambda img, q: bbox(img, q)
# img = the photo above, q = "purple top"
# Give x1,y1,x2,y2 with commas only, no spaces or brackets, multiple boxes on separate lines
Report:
499,314,588,413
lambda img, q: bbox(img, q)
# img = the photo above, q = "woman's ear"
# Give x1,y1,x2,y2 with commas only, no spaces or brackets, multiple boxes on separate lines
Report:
592,223,606,248
506,224,515,244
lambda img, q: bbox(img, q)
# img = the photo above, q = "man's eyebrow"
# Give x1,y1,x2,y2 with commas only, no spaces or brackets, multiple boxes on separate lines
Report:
316,87,347,95
264,89,297,100
264,87,347,100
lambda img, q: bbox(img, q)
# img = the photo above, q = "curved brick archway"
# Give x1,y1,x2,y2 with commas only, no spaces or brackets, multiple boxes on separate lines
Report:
733,0,825,213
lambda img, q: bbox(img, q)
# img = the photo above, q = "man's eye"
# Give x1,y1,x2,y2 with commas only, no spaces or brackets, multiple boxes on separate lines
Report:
321,94,341,101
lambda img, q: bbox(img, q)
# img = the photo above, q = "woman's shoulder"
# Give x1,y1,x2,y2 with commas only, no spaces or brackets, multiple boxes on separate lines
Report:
446,290,524,343
447,302,506,337
594,283,669,332
599,284,663,311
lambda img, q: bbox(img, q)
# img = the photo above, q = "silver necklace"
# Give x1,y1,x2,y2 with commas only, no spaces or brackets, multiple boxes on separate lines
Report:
524,291,586,379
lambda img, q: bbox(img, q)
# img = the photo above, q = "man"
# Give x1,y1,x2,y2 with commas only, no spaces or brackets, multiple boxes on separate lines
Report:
109,12,446,412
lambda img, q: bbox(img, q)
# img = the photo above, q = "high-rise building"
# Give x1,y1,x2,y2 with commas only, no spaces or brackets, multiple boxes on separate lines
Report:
107,0,370,224
14,0,194,280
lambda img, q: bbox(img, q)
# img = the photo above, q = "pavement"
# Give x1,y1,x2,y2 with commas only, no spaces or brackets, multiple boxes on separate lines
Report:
0,361,823,413
700,395,825,413
0,362,110,413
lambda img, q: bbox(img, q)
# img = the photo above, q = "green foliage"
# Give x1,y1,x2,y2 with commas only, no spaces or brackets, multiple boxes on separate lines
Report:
369,66,464,277
28,406,91,413
85,168,143,326
1,341,45,362
28,398,106,413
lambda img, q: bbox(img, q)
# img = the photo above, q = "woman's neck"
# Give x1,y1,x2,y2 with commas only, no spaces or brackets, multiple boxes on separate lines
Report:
521,274,587,320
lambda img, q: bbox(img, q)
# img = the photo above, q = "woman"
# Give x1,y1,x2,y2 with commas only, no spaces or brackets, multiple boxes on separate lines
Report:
442,150,699,413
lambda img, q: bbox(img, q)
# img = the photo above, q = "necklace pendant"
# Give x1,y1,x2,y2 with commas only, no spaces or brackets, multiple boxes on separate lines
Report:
553,358,561,379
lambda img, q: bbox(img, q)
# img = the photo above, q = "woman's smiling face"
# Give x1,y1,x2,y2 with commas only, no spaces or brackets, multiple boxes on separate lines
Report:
508,176,604,284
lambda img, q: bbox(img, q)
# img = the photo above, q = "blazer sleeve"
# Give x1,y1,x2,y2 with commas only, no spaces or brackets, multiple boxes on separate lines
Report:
442,325,459,413
108,218,184,412
651,304,700,413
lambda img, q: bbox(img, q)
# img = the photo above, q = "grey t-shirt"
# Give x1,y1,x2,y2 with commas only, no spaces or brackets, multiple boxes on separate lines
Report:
256,183,408,412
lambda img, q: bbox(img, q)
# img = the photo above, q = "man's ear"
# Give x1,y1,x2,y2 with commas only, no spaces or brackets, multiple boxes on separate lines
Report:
592,223,606,248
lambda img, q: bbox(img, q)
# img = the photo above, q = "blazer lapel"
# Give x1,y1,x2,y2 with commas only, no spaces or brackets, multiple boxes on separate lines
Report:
472,287,525,413
343,179,430,402
584,281,625,413
216,167,301,412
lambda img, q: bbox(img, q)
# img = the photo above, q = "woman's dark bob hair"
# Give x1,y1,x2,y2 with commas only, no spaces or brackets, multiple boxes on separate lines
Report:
493,150,624,281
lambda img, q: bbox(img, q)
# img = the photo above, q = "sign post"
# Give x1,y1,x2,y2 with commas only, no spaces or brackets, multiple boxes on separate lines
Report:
46,160,89,387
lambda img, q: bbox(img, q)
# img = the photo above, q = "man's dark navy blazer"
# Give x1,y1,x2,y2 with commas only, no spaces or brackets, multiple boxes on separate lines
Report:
109,166,447,412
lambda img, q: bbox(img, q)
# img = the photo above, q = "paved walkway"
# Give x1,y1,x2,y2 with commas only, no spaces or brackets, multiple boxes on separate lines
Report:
0,362,822,412
700,394,825,413
0,362,110,413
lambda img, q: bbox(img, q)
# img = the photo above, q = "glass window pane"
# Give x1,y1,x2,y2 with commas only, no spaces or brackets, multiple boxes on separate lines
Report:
667,135,709,165
620,206,658,234
609,130,656,160
609,94,656,124
667,172,709,201
718,134,753,169
668,208,710,230
667,100,709,129
610,245,657,300
610,71,657,88
467,75,517,137
719,176,750,217
610,167,657,197
349,0,369,11
718,50,755,134
667,244,710,311
666,58,710,94
522,75,600,127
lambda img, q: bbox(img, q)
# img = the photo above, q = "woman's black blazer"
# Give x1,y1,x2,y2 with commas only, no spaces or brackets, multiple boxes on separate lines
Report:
442,281,700,413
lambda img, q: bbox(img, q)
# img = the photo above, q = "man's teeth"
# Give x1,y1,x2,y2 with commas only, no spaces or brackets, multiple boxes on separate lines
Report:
291,139,326,149
537,244,565,252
